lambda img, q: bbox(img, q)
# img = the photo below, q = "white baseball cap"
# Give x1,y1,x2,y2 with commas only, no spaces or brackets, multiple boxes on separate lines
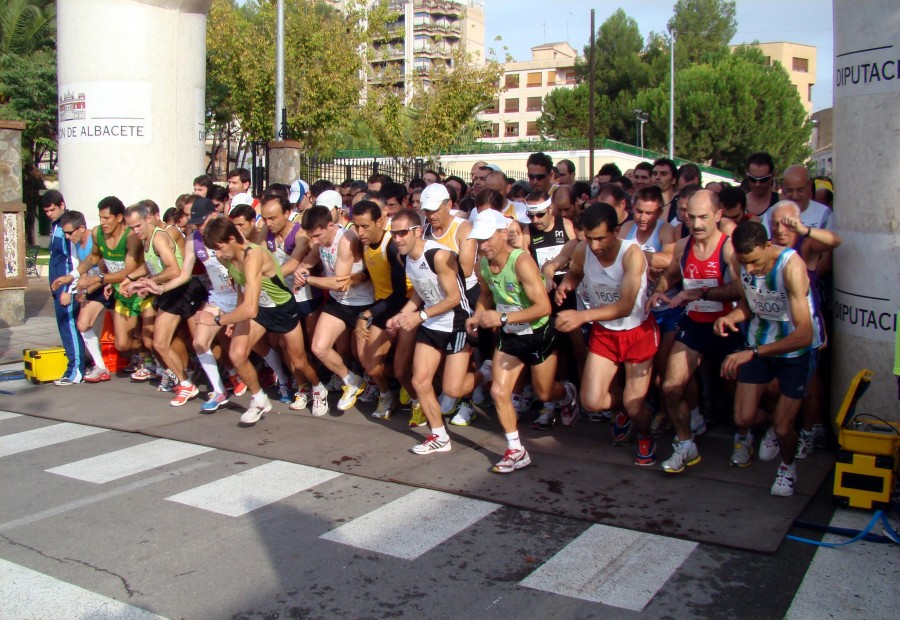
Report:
469,209,511,240
231,192,253,208
289,179,309,204
420,183,451,211
315,189,342,211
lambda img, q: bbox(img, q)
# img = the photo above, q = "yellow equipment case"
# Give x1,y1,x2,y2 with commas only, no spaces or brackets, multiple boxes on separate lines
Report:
833,370,900,509
22,347,69,384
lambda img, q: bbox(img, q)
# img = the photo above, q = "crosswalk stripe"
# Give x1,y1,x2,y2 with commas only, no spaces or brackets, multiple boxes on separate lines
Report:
46,439,215,484
319,488,501,560
519,523,697,611
0,411,22,421
165,461,342,517
0,558,168,619
0,422,108,458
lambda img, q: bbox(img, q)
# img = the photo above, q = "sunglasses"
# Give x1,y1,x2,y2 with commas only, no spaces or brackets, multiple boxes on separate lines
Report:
391,225,419,238
526,211,548,219
746,173,773,183
61,228,79,235
527,173,548,180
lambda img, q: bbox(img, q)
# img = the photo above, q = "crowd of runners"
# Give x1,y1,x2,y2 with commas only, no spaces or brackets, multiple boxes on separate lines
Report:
42,151,840,495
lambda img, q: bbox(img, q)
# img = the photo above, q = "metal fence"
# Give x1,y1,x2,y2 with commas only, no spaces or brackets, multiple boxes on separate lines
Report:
277,155,470,187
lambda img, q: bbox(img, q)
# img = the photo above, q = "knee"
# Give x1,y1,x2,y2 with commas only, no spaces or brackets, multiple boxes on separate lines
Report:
310,338,327,359
490,381,511,404
661,378,684,404
411,374,431,395
230,345,250,366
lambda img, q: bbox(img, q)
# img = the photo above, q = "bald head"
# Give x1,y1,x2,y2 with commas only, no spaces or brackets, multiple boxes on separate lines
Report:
782,165,809,186
687,189,719,212
485,170,507,193
781,165,812,209
552,185,576,219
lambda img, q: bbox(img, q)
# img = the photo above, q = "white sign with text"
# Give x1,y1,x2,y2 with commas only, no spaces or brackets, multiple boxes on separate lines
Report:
58,81,151,144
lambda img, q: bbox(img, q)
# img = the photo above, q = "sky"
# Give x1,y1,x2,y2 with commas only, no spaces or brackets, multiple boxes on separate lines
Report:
482,0,834,112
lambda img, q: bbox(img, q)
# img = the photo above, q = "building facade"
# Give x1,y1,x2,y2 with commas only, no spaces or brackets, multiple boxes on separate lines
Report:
477,42,579,144
731,41,817,116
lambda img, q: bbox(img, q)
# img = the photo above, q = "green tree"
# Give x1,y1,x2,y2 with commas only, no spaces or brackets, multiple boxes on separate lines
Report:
667,0,737,66
632,46,810,174
537,83,611,140
0,0,55,59
0,50,57,167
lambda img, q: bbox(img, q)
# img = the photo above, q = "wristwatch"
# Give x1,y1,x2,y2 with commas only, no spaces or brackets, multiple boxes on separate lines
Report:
749,345,759,358
99,273,106,285
418,310,428,322
214,314,222,326
500,313,508,326
361,314,374,328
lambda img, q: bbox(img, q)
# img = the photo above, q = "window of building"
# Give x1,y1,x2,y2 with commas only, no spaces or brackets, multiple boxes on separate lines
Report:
526,96,542,112
792,57,809,72
808,84,813,102
505,122,520,138
505,73,520,89
764,56,771,66
483,123,500,138
484,100,499,114
504,98,519,113
526,121,539,137
527,72,542,87
546,70,556,86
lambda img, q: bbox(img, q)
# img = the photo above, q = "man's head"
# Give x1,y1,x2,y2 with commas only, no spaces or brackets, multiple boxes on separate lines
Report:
552,184,577,220
389,209,423,256
769,200,803,247
301,205,337,248
203,215,243,260
719,186,748,225
444,175,467,200
411,187,424,211
745,152,776,199
289,179,309,208
420,183,451,227
381,182,408,218
572,181,592,212
676,163,701,191
652,158,677,192
209,185,229,214
580,202,621,261
123,203,155,240
525,191,553,231
470,160,488,181
339,179,354,208
367,173,391,194
484,170,508,196
228,204,257,239
685,189,721,241
596,162,622,185
468,208,511,259
633,162,653,191
780,165,812,210
423,169,440,185
226,168,251,197
471,164,491,194
556,159,576,185
527,152,553,193
260,195,292,235
97,195,126,235
187,197,217,232
59,210,88,245
352,200,386,247
193,174,213,197
596,183,630,222
314,190,343,224
41,190,65,222
632,186,664,232
732,221,773,276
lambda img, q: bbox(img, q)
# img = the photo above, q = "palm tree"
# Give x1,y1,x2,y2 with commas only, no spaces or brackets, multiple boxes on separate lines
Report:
0,0,56,59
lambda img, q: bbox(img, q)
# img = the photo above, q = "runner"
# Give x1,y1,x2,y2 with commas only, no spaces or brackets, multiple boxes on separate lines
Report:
469,209,578,472
716,221,820,496
555,203,659,465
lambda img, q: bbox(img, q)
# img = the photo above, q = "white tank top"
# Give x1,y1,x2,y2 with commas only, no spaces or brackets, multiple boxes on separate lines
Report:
426,217,478,291
320,227,375,306
405,240,464,333
583,239,648,331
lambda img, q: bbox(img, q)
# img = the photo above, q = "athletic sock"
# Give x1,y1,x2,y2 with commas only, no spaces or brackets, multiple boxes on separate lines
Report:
262,349,289,386
312,382,327,394
439,393,457,414
343,370,360,387
179,379,192,388
196,350,226,395
506,431,522,450
81,328,107,370
433,425,450,442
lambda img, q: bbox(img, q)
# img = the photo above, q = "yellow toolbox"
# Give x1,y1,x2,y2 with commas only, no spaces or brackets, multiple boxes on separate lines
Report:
832,369,900,509
833,450,896,510
22,347,69,384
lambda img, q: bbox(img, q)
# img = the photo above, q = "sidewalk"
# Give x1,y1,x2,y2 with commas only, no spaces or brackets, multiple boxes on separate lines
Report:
0,278,61,365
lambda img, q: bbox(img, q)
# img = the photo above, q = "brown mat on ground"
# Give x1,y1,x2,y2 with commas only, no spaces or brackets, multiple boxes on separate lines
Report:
3,383,834,553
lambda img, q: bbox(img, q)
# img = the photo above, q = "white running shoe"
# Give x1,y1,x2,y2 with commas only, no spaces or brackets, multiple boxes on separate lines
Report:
290,389,310,411
358,380,379,403
371,392,395,419
310,389,328,417
410,434,451,455
770,462,796,497
240,396,272,425
449,400,476,426
661,440,701,474
759,427,780,462
337,380,366,411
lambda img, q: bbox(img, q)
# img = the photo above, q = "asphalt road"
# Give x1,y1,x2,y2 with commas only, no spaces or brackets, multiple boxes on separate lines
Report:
1,411,897,619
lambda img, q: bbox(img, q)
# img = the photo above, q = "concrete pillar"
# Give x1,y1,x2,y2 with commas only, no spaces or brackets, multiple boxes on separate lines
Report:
0,121,27,327
832,0,900,421
268,141,304,186
56,0,213,227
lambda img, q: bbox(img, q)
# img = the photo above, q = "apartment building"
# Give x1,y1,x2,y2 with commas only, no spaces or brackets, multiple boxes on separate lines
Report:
478,42,579,143
731,41,817,116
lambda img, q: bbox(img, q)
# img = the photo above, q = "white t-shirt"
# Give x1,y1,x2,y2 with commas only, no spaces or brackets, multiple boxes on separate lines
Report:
764,199,833,236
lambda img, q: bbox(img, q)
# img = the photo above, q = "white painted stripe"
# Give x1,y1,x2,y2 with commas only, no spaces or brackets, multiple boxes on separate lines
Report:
0,558,168,620
519,524,697,611
46,439,215,484
0,422,108,458
0,461,211,533
786,508,898,620
319,488,501,560
0,411,22,421
165,461,342,517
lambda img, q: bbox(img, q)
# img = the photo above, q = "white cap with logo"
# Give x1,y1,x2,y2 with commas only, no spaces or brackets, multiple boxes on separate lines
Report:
468,209,512,240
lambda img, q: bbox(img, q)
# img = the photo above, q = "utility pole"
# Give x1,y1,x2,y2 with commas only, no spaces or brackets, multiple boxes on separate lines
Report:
588,9,595,181
275,0,285,140
668,28,675,159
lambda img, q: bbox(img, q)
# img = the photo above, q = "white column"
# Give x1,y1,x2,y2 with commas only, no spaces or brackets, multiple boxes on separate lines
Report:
56,0,212,227
832,0,900,421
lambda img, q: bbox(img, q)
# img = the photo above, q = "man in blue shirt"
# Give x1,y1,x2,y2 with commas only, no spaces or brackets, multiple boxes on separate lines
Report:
42,190,85,385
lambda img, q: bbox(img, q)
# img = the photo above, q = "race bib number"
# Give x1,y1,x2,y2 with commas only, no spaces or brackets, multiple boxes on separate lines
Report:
588,282,621,307
684,278,723,313
747,290,790,321
534,245,563,271
497,303,532,335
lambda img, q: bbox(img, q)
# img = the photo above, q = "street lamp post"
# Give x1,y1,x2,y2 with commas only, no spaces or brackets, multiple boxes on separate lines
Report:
634,109,649,152
668,28,675,159
275,0,285,140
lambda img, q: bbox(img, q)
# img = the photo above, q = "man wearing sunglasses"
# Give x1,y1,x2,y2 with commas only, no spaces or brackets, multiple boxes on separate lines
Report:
526,152,554,194
744,152,780,218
